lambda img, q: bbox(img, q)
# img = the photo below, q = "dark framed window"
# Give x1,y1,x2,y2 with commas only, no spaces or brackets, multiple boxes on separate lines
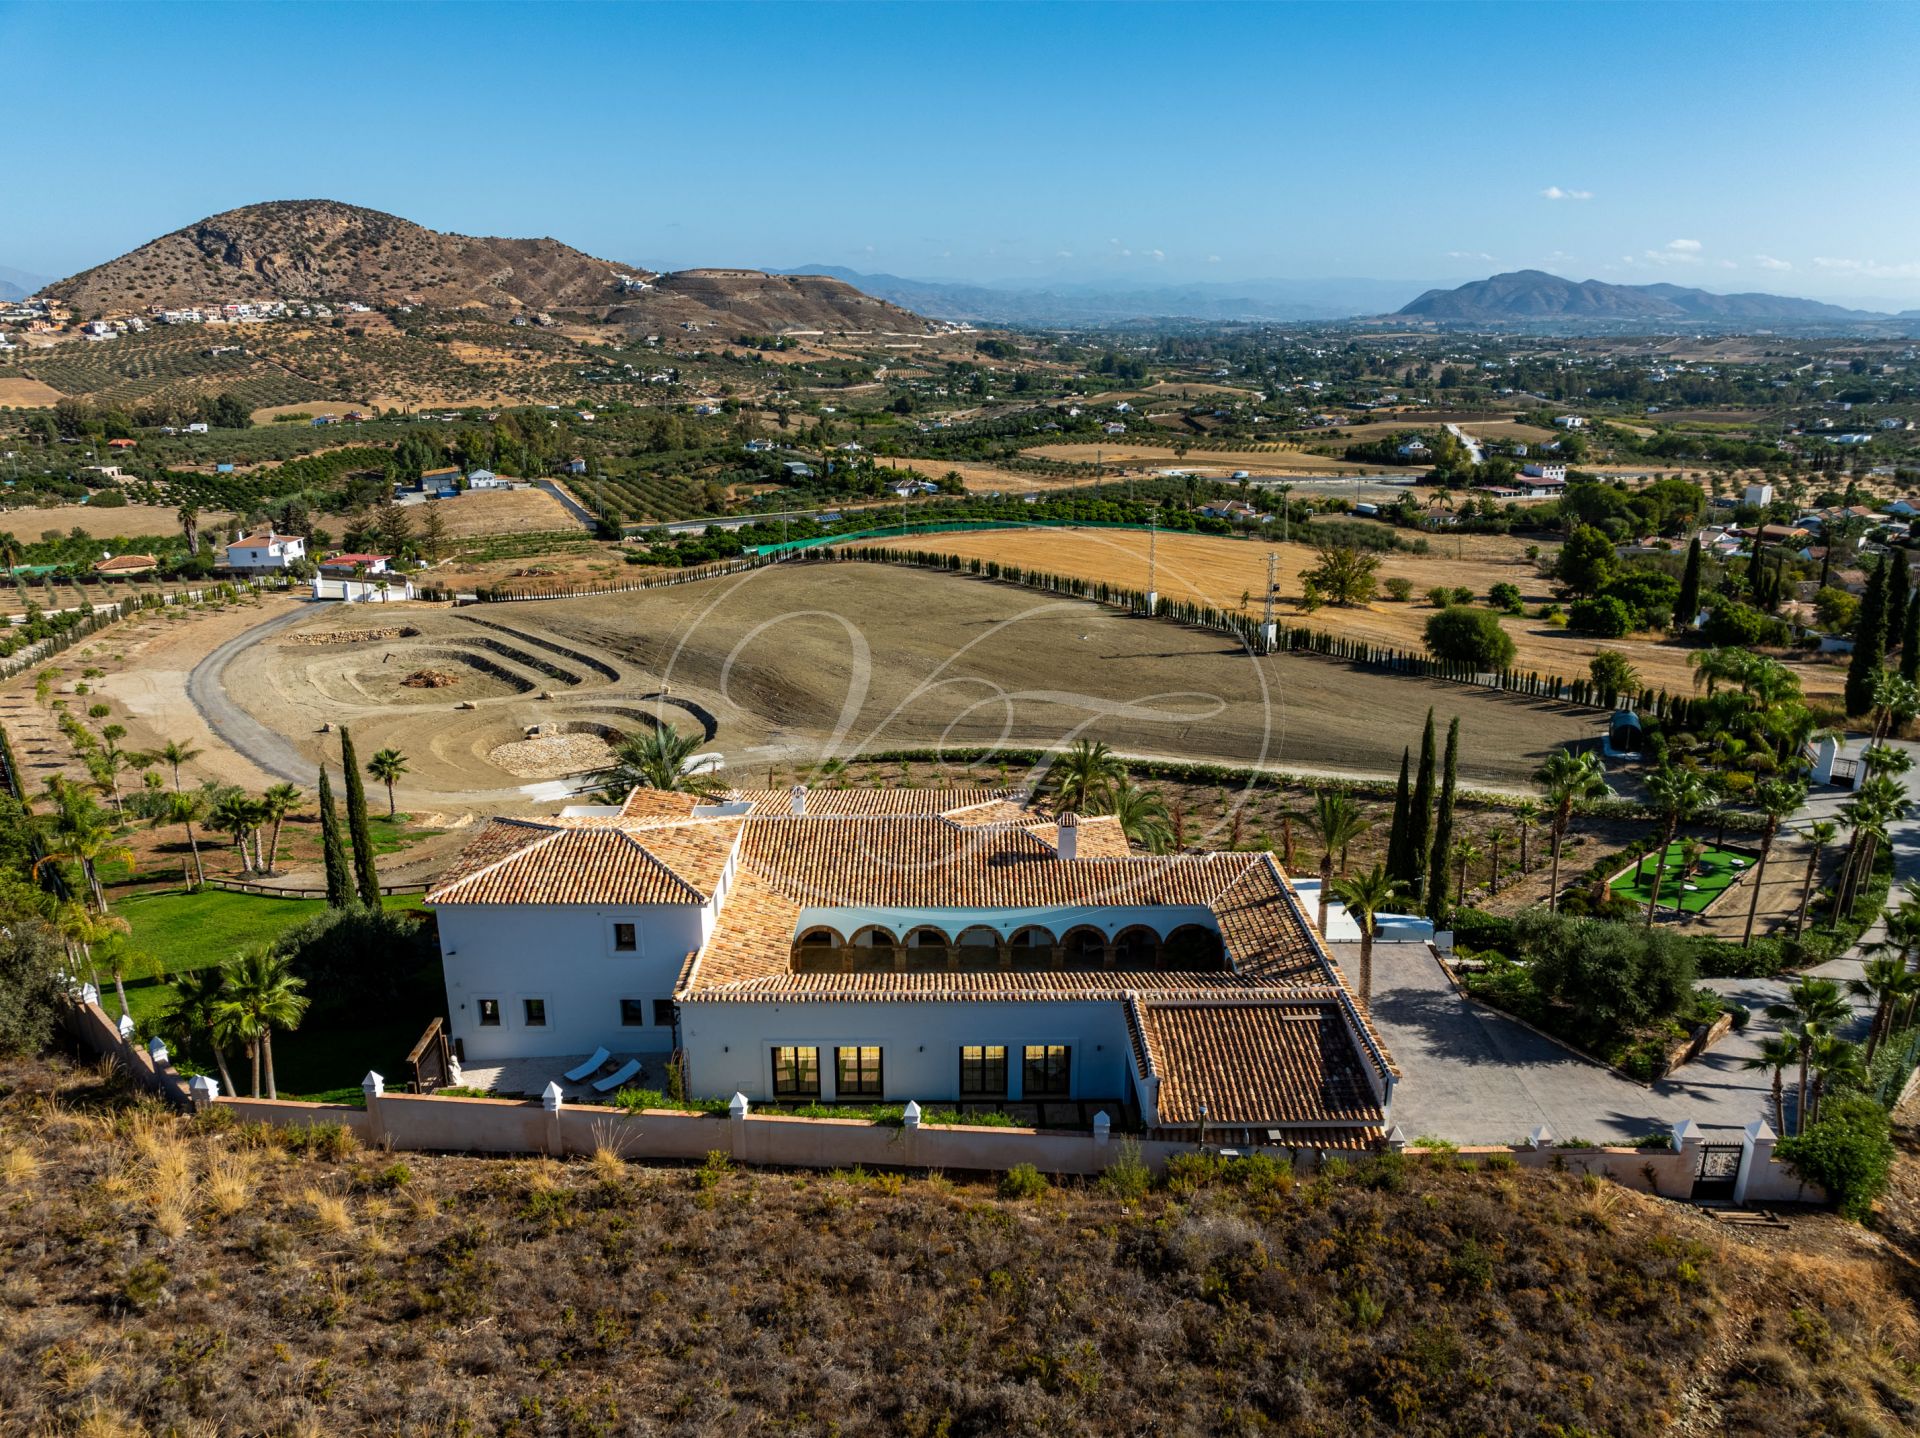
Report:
619,999,647,1027
959,1044,1008,1098
523,999,547,1027
613,923,637,952
835,1045,884,1099
477,998,501,1027
1023,1044,1070,1098
653,999,676,1028
772,1046,820,1099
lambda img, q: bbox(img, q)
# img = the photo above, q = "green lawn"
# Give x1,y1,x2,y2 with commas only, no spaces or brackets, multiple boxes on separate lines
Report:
103,887,432,1101
1608,843,1752,915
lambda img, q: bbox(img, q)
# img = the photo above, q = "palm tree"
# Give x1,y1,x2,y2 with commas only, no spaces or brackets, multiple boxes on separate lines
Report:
1331,862,1402,1005
35,794,133,914
1849,956,1918,1062
366,749,408,818
1451,839,1484,908
1534,750,1611,913
1304,792,1371,935
1512,800,1539,875
164,965,236,1096
1793,819,1839,938
215,946,309,1099
1742,1033,1801,1136
1099,773,1172,853
148,789,208,890
1642,767,1708,928
1805,1034,1867,1127
1484,826,1506,894
1041,739,1126,816
1764,976,1850,1134
1741,778,1808,947
209,792,264,875
259,783,303,872
602,724,724,798
155,738,202,792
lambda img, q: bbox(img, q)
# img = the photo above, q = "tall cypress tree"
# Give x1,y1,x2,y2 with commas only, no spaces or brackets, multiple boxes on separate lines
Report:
1385,746,1412,881
1408,709,1436,901
1889,553,1911,651
1675,535,1702,630
318,768,351,909
339,726,382,907
1845,558,1890,717
1902,595,1920,684
1426,717,1461,923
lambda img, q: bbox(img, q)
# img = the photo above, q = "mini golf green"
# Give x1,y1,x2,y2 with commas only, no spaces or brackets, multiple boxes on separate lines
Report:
1608,843,1753,914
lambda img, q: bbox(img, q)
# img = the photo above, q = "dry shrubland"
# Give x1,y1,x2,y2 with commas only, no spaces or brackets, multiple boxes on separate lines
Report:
0,1056,1915,1437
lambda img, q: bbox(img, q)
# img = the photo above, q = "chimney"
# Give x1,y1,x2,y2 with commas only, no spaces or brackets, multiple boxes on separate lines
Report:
790,783,807,816
1056,811,1078,861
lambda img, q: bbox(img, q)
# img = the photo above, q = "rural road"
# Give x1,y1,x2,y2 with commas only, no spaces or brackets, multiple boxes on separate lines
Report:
185,602,320,786
1445,423,1486,465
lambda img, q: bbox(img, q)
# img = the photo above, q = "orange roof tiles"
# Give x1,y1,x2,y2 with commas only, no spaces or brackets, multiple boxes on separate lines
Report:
1133,1000,1384,1128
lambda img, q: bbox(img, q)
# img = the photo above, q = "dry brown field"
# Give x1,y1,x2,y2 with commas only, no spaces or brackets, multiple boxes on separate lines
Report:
1021,441,1400,474
0,377,64,407
432,485,586,538
855,525,1846,698
0,502,223,542
888,456,1088,493
248,400,374,424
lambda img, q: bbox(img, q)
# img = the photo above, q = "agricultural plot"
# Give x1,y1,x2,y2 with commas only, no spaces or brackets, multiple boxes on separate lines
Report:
1610,842,1754,915
0,330,332,411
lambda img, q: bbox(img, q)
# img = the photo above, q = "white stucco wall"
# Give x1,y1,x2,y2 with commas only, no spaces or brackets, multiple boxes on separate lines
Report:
679,998,1139,1105
438,902,712,1061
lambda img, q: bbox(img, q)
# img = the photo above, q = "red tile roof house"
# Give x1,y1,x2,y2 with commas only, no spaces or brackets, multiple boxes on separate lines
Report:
318,553,391,575
91,553,158,577
426,786,1396,1145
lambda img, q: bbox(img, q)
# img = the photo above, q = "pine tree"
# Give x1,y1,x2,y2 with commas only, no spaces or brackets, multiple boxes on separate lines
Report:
1385,747,1412,880
1845,558,1890,717
1426,717,1461,923
1902,595,1920,685
1675,535,1702,630
1407,709,1436,900
339,727,382,907
318,768,351,908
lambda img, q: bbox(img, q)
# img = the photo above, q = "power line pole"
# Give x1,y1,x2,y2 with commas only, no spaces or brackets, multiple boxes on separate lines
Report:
1146,512,1159,615
1262,550,1278,653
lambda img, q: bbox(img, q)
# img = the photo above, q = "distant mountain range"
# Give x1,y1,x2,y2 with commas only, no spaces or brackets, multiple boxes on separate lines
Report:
0,265,49,303
784,267,1421,325
35,201,929,333
1397,269,1886,325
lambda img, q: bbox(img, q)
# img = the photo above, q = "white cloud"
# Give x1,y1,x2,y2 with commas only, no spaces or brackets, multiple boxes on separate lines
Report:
1055,249,1073,259
1541,186,1593,201
1754,254,1792,271
1207,254,1221,264
1446,250,1495,262
1814,256,1920,279
1718,259,1739,269
1118,248,1132,257
1634,239,1705,267
1149,249,1166,262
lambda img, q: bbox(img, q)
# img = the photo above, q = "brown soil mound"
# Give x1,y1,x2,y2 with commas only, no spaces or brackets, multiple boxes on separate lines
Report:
401,669,459,689
282,625,420,646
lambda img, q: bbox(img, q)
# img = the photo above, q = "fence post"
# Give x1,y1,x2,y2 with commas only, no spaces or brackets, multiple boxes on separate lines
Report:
728,1091,750,1162
189,1073,220,1113
1733,1118,1775,1205
541,1080,564,1156
363,1071,389,1148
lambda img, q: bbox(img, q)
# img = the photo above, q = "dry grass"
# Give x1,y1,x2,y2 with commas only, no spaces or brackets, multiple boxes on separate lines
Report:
0,1054,1914,1436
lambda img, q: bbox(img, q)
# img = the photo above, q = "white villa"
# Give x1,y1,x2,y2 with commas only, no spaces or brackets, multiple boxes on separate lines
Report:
426,785,1396,1145
223,530,306,572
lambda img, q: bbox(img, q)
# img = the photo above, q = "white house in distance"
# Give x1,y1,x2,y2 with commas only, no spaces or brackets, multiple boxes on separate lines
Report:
425,786,1396,1144
313,552,413,603
223,530,306,572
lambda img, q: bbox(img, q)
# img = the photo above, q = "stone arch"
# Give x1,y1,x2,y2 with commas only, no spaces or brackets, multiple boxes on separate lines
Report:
1059,924,1109,968
1164,923,1226,970
1006,925,1056,970
792,925,844,973
1111,924,1161,970
955,925,1001,970
901,926,951,972
850,925,899,953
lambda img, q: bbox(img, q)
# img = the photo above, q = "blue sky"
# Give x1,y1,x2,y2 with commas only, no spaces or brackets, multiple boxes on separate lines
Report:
5,1,1919,304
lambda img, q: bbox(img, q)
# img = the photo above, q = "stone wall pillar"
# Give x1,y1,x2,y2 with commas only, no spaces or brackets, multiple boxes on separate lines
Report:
541,1080,564,1156
363,1072,388,1148
1734,1118,1775,1206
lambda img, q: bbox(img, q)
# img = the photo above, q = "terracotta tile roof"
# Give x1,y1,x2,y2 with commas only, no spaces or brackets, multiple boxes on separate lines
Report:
92,554,156,572
1133,999,1384,1128
1025,815,1132,858
427,819,738,905
619,788,705,823
728,786,1005,816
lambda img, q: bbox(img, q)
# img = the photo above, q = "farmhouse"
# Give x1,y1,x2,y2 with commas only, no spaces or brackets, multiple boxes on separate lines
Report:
427,786,1396,1143
318,552,392,576
223,531,306,572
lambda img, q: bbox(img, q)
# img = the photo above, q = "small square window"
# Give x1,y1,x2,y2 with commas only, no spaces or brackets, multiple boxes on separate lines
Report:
523,998,547,1027
1023,1044,1070,1099
836,1045,884,1099
653,999,676,1028
619,999,647,1026
960,1044,1008,1098
613,923,637,952
477,998,501,1027
773,1046,820,1099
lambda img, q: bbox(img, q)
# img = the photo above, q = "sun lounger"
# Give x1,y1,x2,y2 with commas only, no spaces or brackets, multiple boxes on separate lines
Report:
562,1047,611,1084
592,1057,642,1094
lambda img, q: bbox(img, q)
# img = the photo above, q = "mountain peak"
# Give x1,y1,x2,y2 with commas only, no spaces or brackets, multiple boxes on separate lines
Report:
1399,270,1879,325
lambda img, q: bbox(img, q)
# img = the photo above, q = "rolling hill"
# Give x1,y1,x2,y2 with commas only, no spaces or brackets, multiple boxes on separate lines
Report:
38,200,928,333
1399,269,1882,325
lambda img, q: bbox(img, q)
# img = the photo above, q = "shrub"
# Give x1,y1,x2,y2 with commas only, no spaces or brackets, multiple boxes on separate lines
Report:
1098,1138,1151,1200
0,919,65,1058
1000,1162,1049,1199
1384,576,1413,602
1568,595,1632,638
1424,606,1517,669
1449,585,1474,606
1778,1093,1894,1221
1425,585,1451,608
1488,582,1523,613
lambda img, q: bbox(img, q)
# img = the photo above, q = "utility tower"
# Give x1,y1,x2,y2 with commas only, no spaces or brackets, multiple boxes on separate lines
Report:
1145,512,1159,615
1261,551,1279,652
